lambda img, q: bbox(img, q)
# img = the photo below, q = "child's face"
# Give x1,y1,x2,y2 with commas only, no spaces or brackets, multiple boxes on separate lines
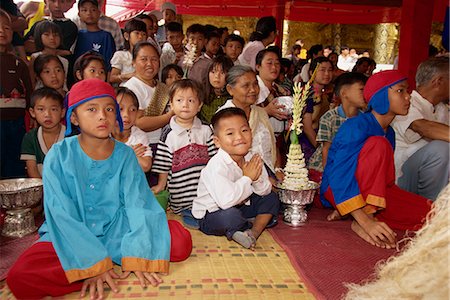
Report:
171,88,202,123
30,97,65,130
313,62,333,86
256,52,281,83
45,0,64,18
224,41,242,61
163,9,176,23
341,82,366,109
133,45,159,82
205,37,220,56
127,30,147,48
209,65,226,90
167,31,184,51
41,31,61,50
188,32,206,55
78,2,100,25
165,68,182,86
213,115,252,159
356,61,370,75
388,80,411,116
39,59,65,90
81,60,106,81
0,15,13,48
141,18,155,38
117,93,137,130
71,97,117,139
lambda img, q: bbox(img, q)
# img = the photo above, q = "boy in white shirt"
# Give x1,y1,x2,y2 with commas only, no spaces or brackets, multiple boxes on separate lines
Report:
192,107,279,250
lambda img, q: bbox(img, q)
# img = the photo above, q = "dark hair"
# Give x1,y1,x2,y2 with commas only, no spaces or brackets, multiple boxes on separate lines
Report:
224,34,245,47
116,87,139,108
309,56,332,74
166,21,183,33
135,13,153,22
351,57,372,72
249,16,276,42
292,44,302,52
204,24,219,36
33,20,62,51
72,51,106,82
30,87,64,108
324,45,333,51
34,54,64,76
206,30,221,41
168,79,204,104
280,58,293,74
161,63,183,84
186,24,206,37
255,47,280,67
132,41,160,61
334,72,368,97
123,18,147,50
0,9,12,23
308,44,324,58
205,55,234,103
78,0,98,9
211,107,248,132
340,45,349,51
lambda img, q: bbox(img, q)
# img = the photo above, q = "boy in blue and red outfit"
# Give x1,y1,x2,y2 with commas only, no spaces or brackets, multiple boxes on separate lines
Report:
320,70,431,249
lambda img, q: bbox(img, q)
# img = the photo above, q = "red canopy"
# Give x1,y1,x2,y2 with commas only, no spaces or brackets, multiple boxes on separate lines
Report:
109,0,447,24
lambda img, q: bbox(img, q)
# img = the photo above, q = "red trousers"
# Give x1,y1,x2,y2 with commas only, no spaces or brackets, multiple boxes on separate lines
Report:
7,220,192,299
324,136,431,230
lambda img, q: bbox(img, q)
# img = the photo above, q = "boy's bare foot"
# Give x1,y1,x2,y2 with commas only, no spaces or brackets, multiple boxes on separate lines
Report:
351,220,379,247
327,209,342,221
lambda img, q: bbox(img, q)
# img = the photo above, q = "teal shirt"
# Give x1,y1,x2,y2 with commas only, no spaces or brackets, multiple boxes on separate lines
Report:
39,136,170,279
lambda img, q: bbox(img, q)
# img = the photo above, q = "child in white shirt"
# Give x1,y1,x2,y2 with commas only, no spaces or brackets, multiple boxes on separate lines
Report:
192,107,279,249
112,87,152,172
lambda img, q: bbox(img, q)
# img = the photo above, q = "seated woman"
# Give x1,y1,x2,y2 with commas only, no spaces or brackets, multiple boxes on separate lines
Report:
299,57,333,163
122,41,172,184
255,47,291,167
218,65,283,184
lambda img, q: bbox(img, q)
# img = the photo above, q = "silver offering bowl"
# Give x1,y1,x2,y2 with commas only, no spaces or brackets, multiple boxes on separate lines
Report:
0,178,43,238
277,181,319,227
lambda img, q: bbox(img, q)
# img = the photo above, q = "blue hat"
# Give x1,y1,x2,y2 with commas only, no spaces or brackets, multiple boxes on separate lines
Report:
363,70,407,115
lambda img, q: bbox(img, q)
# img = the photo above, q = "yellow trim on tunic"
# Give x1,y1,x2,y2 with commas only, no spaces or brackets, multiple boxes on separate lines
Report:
336,194,366,216
366,194,386,209
65,258,113,283
122,257,169,273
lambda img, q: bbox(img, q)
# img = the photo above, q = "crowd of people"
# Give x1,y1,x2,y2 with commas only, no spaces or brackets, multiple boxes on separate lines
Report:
0,0,448,298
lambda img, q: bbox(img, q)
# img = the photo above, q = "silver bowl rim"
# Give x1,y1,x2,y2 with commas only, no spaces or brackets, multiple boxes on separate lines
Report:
276,180,320,191
0,178,43,195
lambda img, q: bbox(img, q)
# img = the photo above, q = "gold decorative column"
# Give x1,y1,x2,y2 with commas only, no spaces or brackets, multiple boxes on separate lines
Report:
332,23,341,53
374,23,390,64
282,20,290,56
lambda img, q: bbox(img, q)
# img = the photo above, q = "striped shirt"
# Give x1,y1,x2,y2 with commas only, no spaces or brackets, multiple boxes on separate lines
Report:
152,116,217,213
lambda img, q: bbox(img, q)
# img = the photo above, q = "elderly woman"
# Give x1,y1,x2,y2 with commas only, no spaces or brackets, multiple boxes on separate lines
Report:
219,65,283,182
122,41,172,150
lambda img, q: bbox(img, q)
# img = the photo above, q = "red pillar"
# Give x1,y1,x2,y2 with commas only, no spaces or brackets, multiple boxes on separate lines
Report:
274,0,286,48
397,0,435,90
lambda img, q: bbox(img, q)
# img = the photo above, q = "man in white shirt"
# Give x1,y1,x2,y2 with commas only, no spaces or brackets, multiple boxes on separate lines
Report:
392,56,449,200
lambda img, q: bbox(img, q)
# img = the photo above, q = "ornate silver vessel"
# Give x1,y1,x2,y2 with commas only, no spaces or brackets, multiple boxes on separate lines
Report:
0,178,43,237
277,181,319,227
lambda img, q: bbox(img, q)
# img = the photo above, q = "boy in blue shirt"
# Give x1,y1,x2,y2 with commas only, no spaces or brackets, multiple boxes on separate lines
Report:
7,79,192,299
73,0,115,72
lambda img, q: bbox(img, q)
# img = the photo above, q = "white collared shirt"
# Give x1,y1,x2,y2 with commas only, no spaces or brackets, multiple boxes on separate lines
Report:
192,148,272,219
392,90,449,179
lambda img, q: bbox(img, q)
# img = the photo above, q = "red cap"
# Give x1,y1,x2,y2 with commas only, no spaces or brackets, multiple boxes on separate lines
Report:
363,70,407,104
65,79,123,135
